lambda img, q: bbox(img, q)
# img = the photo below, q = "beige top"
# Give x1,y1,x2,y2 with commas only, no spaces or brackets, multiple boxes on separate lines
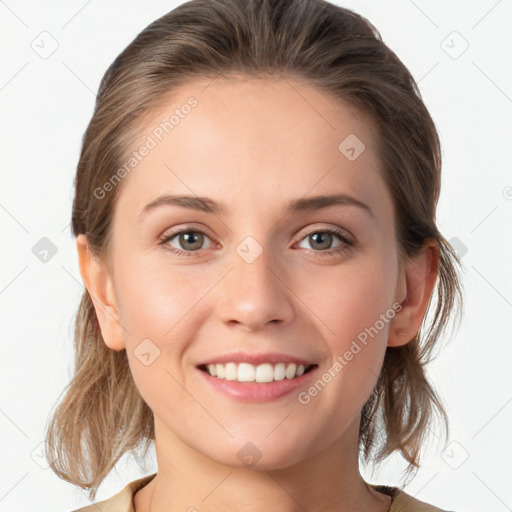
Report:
70,473,454,512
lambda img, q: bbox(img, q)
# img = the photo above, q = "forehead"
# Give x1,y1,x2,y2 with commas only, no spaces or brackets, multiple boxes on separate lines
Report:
114,75,391,224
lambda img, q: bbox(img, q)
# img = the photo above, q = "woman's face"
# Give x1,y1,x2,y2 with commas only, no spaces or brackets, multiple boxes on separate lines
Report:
92,76,407,469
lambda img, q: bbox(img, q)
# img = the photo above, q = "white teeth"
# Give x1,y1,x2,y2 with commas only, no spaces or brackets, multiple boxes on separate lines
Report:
225,362,237,380
256,363,274,383
204,362,310,382
285,363,297,379
274,363,286,381
238,362,255,382
216,364,225,379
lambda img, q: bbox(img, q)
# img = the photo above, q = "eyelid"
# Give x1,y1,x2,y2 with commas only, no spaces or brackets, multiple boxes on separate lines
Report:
159,223,214,240
296,223,354,242
158,224,217,248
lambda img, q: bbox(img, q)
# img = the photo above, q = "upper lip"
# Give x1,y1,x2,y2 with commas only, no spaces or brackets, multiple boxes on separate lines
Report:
197,352,317,367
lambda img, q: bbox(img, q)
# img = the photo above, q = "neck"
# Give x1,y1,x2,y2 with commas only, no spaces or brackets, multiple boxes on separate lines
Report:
135,415,391,512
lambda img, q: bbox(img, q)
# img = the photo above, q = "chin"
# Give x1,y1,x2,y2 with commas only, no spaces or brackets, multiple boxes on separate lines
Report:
202,436,314,471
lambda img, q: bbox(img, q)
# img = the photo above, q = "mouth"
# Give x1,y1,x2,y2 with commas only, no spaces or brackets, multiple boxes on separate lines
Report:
196,361,319,403
197,362,318,383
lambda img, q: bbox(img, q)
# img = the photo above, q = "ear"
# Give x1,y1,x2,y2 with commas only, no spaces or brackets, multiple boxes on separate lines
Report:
388,238,440,347
76,234,126,351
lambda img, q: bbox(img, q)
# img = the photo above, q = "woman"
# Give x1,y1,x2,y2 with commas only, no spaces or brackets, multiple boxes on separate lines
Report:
45,1,464,510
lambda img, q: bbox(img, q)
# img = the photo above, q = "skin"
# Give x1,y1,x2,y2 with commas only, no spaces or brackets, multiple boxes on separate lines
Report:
77,75,438,512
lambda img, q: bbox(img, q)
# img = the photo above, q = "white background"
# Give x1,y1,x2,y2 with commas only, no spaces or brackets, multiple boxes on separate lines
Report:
0,1,511,511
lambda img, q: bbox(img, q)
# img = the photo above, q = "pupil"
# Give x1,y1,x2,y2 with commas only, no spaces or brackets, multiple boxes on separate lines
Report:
181,232,202,250
311,232,331,250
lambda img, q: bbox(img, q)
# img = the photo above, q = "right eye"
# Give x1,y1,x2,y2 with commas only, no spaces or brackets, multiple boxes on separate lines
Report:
159,229,215,257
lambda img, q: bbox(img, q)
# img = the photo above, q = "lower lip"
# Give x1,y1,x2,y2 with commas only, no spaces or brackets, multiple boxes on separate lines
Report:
196,365,318,403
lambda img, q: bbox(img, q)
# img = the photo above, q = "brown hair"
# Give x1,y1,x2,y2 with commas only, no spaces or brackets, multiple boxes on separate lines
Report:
45,0,464,500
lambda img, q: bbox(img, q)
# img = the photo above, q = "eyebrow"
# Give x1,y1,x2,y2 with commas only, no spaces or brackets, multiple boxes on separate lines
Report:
139,193,374,219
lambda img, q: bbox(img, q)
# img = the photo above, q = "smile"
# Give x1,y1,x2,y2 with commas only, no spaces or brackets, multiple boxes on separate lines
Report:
199,362,317,383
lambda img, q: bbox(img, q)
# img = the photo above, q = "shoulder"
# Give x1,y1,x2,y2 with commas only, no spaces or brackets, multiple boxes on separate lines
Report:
391,489,455,512
68,473,157,512
369,484,456,512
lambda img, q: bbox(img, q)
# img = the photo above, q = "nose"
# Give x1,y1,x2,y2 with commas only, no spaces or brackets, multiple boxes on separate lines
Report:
216,239,295,332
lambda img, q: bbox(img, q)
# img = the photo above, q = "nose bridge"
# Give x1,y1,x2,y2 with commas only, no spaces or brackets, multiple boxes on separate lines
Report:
237,234,279,286
232,233,283,300
216,232,294,330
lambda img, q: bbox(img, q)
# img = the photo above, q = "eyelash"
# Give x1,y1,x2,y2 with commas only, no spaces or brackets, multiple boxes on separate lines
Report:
158,226,355,259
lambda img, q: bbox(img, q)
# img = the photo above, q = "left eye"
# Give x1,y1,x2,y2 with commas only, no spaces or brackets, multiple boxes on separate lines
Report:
296,229,351,252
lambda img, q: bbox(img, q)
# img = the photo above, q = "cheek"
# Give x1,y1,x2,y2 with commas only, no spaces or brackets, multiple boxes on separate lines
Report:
295,255,396,347
296,264,394,417
114,254,202,413
113,249,200,336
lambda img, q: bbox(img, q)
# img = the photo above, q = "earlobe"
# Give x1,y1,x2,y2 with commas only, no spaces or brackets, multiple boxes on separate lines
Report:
76,234,126,351
388,239,439,347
